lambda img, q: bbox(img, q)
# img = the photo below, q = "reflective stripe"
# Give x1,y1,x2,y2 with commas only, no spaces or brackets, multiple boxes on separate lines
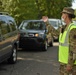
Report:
59,42,69,47
60,23,74,47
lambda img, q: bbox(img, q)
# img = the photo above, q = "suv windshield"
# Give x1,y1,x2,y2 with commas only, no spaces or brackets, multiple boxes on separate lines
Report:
20,21,45,30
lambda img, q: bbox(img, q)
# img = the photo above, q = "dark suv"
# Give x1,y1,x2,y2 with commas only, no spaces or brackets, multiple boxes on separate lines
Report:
0,14,18,64
18,20,48,51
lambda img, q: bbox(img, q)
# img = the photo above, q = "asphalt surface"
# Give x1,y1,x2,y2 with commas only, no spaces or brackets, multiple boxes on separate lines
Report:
0,42,59,75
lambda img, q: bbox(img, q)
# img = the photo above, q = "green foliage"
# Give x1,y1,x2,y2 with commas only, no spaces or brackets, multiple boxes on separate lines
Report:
0,0,74,26
36,0,73,18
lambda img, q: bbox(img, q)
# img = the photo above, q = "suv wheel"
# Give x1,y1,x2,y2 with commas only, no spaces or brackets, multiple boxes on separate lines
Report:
42,41,48,51
8,46,17,64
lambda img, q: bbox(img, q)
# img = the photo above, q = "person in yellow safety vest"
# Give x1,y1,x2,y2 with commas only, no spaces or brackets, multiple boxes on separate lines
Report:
59,7,76,75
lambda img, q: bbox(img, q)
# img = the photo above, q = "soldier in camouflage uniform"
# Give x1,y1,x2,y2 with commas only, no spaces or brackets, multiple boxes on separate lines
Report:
41,16,54,46
59,7,76,75
45,21,53,45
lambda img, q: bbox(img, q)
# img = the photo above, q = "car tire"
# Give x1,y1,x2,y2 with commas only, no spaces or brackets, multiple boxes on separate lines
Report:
8,46,17,64
42,41,48,51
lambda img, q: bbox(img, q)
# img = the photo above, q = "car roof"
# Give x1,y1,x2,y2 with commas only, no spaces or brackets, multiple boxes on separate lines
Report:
48,18,60,21
0,15,12,18
0,14,9,17
0,15,14,21
22,20,44,23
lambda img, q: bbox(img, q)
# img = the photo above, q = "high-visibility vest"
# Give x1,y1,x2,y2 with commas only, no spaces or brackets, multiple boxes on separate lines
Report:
59,23,76,64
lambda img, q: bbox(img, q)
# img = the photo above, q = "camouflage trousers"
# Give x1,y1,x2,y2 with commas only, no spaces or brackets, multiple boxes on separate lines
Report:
59,63,76,75
46,33,52,43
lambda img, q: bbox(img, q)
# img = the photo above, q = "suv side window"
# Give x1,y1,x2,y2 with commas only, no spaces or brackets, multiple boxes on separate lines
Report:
0,19,10,35
9,20,17,31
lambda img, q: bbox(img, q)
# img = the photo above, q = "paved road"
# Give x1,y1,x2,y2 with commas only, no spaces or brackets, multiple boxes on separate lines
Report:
0,42,59,75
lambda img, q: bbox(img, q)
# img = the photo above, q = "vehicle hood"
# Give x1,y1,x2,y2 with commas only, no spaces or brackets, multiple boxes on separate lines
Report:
19,29,45,34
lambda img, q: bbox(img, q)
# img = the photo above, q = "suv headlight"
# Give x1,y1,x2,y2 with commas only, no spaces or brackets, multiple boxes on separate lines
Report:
35,33,44,37
35,33,39,37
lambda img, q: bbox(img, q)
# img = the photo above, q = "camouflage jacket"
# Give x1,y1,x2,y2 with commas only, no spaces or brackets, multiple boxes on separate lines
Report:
68,28,76,66
46,25,53,34
46,24,59,36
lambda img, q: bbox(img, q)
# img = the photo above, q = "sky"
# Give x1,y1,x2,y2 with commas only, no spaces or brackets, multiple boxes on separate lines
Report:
72,0,76,9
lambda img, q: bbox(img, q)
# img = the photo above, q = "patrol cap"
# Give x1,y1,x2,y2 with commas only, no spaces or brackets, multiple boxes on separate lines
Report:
61,7,75,18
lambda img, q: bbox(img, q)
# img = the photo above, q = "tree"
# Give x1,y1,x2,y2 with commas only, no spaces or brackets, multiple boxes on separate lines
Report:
0,0,4,11
36,0,74,19
73,9,76,20
0,0,74,25
1,0,38,25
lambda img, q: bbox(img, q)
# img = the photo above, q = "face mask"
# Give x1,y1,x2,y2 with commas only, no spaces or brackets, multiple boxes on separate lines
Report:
61,18,65,22
61,18,66,25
